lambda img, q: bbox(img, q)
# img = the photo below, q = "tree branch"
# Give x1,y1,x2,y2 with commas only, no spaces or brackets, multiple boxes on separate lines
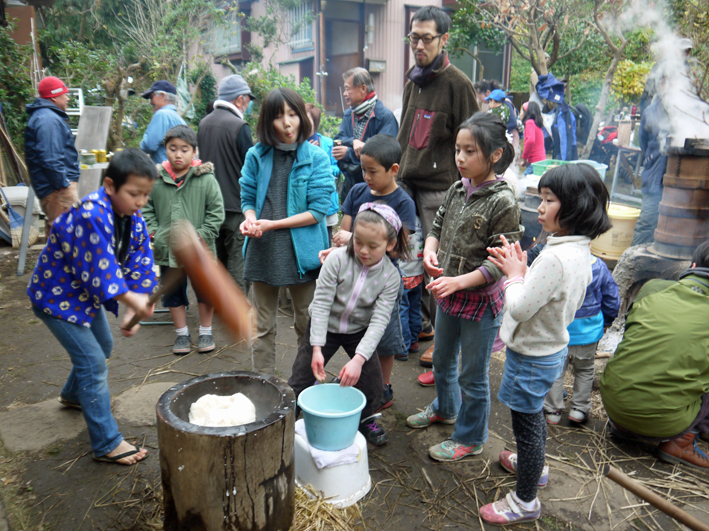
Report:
509,37,532,63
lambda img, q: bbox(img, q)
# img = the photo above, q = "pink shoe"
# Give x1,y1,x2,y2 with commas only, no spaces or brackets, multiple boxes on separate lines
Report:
480,492,541,525
498,451,549,488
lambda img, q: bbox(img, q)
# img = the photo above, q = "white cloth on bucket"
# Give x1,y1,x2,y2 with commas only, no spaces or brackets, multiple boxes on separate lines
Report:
295,419,361,469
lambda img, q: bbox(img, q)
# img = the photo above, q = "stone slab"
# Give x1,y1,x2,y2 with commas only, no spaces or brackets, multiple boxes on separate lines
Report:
113,382,178,426
0,400,85,452
74,106,112,152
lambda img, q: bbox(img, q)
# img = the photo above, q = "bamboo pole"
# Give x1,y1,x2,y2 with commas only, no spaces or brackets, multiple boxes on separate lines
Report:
603,465,709,531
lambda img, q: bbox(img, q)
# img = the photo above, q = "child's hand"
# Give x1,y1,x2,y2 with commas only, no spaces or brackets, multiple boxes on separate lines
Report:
338,354,365,387
487,235,527,278
311,346,326,382
423,250,443,277
426,276,461,299
319,246,336,264
332,230,352,247
240,219,262,238
119,293,155,337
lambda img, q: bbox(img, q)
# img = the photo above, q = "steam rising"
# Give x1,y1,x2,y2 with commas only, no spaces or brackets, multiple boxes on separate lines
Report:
621,0,709,145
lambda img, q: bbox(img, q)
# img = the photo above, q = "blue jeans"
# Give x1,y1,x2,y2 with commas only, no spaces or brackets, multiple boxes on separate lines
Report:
631,191,662,246
430,305,502,446
399,282,423,351
376,275,405,357
33,305,122,456
523,164,534,176
498,347,567,414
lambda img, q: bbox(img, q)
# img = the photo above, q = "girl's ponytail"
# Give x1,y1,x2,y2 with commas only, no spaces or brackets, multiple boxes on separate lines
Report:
494,140,515,175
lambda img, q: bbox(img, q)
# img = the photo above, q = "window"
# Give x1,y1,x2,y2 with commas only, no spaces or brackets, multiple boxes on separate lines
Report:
212,10,241,56
288,1,313,49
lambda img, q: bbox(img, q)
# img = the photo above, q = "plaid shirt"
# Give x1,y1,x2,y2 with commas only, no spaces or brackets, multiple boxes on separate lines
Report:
403,273,424,290
436,281,505,321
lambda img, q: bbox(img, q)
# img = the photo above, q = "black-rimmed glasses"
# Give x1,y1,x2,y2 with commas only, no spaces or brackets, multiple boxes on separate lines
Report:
407,33,443,45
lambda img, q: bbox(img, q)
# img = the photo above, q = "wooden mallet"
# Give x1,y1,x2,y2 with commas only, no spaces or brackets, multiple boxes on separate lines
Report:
124,220,252,342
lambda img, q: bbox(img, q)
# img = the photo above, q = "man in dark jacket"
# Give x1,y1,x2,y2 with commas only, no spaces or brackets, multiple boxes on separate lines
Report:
24,76,81,231
333,67,398,201
197,74,254,292
631,96,669,246
397,5,478,348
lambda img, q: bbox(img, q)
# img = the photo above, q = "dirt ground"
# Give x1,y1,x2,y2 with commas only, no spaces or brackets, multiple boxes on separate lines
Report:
1,244,708,531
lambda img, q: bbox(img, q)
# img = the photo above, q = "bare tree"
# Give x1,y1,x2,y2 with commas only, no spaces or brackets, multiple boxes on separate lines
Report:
470,0,590,77
581,0,631,158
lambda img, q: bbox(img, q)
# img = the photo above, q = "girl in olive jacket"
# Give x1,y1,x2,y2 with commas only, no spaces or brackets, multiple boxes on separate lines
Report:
142,125,225,355
406,112,521,463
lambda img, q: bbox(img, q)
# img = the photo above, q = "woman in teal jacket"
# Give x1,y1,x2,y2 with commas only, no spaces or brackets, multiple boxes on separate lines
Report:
240,88,335,374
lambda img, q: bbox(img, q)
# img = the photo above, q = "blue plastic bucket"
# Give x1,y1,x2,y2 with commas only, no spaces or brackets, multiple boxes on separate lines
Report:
569,160,608,181
297,384,366,451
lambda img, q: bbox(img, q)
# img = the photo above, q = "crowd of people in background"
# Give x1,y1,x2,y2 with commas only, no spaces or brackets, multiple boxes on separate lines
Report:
22,4,709,526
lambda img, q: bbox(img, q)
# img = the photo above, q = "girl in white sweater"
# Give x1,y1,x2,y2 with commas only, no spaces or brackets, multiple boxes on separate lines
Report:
288,203,409,446
480,164,611,525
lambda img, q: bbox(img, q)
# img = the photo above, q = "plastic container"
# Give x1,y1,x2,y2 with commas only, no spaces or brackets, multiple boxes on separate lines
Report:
591,203,641,260
297,384,366,451
569,160,609,181
531,159,569,176
294,425,371,508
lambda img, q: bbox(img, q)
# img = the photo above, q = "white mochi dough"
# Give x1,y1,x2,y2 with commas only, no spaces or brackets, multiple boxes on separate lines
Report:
188,393,257,427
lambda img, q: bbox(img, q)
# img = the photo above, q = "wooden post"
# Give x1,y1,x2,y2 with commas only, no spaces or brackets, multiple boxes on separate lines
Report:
604,465,709,531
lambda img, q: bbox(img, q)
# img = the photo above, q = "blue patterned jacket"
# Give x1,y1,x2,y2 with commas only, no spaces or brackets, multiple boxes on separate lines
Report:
27,187,157,327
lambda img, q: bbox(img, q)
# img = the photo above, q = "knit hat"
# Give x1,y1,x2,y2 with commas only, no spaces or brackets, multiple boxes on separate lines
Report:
38,77,69,99
218,74,255,102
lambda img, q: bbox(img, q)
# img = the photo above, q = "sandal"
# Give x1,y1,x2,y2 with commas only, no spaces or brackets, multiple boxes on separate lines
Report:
58,396,82,410
93,444,148,465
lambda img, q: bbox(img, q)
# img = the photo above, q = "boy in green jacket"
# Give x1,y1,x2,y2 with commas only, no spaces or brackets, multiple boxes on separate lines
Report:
143,125,225,355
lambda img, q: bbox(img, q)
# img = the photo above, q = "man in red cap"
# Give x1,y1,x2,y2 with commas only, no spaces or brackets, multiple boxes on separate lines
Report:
25,76,80,231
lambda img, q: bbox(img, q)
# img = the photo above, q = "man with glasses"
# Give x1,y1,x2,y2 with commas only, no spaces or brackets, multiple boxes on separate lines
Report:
398,6,478,357
197,74,255,293
333,67,398,201
140,80,186,163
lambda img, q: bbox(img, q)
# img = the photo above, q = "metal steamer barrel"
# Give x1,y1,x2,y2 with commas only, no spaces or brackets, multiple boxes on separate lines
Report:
157,372,296,531
653,152,709,259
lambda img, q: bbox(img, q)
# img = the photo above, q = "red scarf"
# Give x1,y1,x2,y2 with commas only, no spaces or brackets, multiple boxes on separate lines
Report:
162,159,202,188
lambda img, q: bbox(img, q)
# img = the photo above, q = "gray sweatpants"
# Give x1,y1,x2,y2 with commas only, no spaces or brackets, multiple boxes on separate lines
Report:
543,343,597,414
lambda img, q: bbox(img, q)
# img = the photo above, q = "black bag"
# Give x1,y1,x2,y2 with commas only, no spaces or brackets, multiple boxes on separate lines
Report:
572,103,593,146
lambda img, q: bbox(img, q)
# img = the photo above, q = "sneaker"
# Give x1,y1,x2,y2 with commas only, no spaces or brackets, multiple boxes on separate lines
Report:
359,416,387,446
480,492,541,525
429,439,483,462
569,408,589,423
198,334,215,354
409,341,420,353
394,351,409,361
545,410,561,425
406,404,456,429
376,383,394,412
173,334,192,355
417,370,435,387
498,451,549,488
418,326,434,341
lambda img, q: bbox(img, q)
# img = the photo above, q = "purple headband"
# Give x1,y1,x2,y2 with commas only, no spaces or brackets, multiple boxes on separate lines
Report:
357,202,402,234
